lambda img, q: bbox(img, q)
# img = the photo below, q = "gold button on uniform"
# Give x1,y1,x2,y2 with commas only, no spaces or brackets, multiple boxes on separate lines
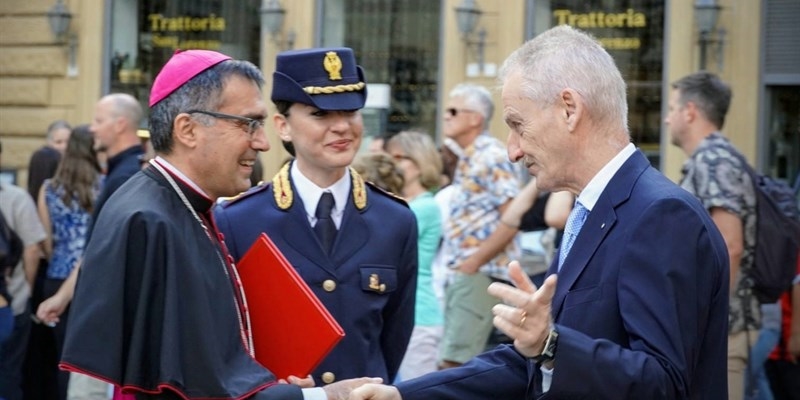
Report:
323,280,336,292
321,372,335,384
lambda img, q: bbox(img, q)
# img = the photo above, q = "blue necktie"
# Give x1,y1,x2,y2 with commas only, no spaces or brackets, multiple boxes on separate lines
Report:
558,201,589,271
314,192,337,254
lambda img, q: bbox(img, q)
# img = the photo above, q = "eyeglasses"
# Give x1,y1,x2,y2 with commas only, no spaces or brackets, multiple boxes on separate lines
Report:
185,109,264,137
446,108,479,117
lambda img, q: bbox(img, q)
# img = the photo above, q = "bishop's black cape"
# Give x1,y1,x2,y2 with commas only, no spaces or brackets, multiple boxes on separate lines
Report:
61,166,303,399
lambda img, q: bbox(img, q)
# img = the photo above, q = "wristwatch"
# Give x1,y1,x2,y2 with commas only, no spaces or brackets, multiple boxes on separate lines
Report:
531,328,558,363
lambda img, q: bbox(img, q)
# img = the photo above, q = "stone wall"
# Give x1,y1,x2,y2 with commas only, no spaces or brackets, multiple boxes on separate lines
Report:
0,0,81,187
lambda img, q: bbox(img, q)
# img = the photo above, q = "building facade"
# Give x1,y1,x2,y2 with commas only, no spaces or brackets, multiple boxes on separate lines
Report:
1,0,797,188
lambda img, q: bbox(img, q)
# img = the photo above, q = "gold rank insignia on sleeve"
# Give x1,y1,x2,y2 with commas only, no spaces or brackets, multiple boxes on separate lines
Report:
350,167,367,210
323,51,343,81
273,162,293,210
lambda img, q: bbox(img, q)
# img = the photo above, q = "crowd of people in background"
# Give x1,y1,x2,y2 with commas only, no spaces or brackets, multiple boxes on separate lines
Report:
0,24,798,400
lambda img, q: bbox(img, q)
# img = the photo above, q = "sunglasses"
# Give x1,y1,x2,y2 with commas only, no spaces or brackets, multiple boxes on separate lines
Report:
446,108,479,117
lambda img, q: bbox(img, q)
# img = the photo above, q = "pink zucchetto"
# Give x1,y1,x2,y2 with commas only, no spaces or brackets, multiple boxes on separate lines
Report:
148,49,231,107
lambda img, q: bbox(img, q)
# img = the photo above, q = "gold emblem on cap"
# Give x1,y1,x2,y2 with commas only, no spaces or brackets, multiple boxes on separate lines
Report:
350,167,367,210
273,162,293,210
323,51,343,81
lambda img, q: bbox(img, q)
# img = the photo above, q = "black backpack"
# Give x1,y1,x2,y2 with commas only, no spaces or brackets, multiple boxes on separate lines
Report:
735,154,800,304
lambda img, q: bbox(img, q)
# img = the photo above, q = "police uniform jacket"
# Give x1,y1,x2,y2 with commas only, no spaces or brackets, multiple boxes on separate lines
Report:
214,163,418,385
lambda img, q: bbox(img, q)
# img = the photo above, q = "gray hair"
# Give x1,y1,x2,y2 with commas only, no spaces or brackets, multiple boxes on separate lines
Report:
449,83,494,129
149,59,264,153
499,25,628,133
46,120,71,141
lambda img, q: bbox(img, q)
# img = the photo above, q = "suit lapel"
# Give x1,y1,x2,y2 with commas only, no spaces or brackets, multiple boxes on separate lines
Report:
551,198,616,320
551,151,650,320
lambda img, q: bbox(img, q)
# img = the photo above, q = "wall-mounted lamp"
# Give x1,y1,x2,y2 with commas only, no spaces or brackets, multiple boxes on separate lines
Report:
455,0,486,72
260,0,295,51
694,0,725,71
47,0,78,77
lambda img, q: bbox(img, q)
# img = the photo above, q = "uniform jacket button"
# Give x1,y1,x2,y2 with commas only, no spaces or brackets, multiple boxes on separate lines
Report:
321,371,335,384
323,280,336,292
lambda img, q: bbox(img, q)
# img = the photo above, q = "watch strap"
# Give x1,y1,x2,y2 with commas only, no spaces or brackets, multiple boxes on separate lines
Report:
531,328,558,363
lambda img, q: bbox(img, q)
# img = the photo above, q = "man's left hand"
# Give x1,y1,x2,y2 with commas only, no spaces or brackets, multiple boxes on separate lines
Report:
488,261,557,357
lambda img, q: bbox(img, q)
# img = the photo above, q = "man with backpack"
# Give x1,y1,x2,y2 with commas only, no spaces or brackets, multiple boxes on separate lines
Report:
666,71,762,400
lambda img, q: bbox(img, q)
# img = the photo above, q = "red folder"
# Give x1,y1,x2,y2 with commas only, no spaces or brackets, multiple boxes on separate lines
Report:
236,233,345,380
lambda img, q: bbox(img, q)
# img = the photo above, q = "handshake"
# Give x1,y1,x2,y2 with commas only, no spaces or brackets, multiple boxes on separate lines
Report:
327,379,399,400
285,376,400,400
281,376,402,400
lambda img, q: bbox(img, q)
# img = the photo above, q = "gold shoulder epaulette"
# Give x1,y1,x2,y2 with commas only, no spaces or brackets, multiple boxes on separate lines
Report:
350,167,367,210
273,162,293,210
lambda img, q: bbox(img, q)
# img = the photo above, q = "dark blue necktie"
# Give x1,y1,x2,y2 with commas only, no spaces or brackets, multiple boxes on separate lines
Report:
314,192,337,254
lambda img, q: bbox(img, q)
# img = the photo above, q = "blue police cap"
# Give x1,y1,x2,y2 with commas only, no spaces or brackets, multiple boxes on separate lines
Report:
271,47,367,111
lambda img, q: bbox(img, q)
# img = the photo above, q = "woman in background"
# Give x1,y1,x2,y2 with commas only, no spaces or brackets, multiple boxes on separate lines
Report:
351,152,405,195
385,130,443,380
36,125,102,400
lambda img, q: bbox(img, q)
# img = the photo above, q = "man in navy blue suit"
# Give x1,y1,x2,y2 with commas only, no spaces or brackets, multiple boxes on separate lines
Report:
215,47,417,387
351,24,729,400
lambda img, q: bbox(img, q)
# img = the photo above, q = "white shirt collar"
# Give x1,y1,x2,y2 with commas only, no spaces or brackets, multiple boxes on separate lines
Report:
153,156,210,199
576,143,636,211
290,161,350,224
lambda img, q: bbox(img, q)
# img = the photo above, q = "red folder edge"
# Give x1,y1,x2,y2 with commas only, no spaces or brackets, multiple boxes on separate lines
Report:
236,233,345,380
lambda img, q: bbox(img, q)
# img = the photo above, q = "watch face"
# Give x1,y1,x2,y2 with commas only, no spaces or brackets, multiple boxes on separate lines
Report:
543,329,558,357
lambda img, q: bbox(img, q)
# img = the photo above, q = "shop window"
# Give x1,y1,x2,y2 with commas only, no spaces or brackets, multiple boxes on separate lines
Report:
108,0,262,118
319,0,441,138
531,0,665,167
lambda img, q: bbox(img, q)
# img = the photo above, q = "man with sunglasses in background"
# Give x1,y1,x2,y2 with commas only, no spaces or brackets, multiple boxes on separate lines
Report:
437,83,520,369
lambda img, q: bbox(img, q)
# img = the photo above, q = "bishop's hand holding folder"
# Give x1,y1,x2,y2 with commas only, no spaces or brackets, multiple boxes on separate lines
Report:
237,233,345,380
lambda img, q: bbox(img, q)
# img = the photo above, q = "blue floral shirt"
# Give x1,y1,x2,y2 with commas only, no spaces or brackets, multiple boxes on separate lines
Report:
444,134,520,280
44,179,99,279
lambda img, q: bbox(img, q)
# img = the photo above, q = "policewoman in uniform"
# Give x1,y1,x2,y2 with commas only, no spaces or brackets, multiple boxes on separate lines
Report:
214,48,418,386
